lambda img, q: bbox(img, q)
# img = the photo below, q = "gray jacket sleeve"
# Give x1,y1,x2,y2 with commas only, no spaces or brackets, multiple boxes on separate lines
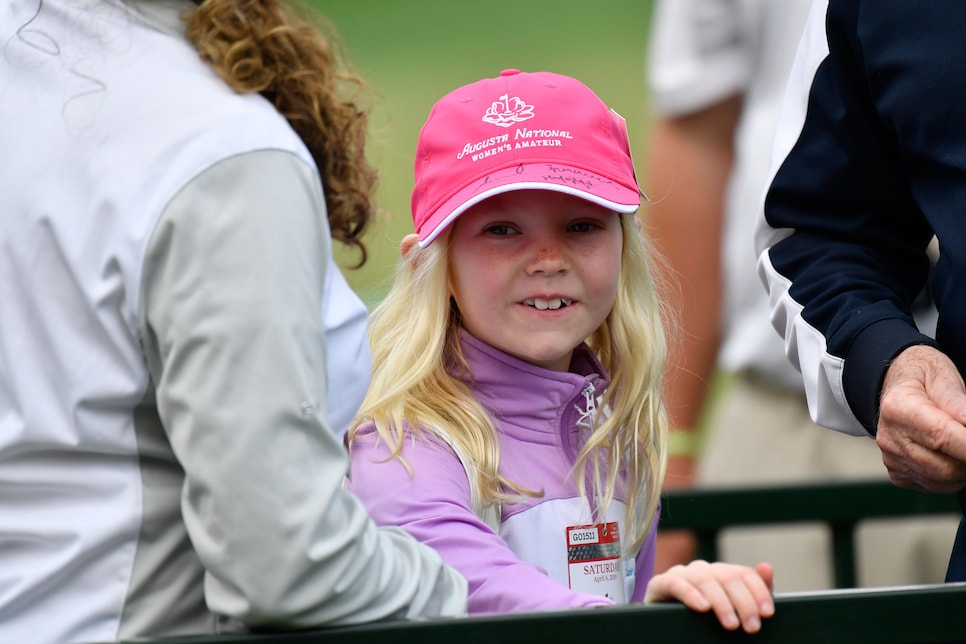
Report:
139,149,467,626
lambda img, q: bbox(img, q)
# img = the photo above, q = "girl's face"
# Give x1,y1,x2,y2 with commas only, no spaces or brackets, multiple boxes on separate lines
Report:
448,190,623,372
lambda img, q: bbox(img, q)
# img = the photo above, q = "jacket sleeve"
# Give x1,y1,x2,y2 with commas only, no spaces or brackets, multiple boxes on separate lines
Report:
140,149,467,626
754,0,949,435
347,426,614,615
629,507,658,603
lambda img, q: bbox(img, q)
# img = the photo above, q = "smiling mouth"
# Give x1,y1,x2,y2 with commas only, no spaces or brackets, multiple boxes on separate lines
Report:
524,298,573,310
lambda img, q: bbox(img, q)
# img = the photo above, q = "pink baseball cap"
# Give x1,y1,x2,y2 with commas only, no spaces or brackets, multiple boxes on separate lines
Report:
412,69,643,246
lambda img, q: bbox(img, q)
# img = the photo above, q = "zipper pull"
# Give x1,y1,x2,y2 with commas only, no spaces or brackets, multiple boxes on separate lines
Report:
574,382,597,429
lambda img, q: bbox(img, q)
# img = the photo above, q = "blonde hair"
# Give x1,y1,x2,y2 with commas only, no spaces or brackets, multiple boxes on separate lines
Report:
349,213,669,553
183,0,375,266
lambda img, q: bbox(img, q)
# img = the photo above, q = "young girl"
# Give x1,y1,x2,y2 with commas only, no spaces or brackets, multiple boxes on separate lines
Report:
347,69,774,633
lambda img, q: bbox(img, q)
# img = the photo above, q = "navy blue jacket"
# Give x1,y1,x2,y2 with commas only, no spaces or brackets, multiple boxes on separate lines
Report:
756,0,966,434
756,0,966,578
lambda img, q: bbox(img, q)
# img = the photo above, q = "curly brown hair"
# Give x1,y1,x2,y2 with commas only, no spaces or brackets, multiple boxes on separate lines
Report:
184,0,375,266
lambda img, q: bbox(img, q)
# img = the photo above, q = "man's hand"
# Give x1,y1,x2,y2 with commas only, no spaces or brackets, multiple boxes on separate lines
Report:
877,345,966,493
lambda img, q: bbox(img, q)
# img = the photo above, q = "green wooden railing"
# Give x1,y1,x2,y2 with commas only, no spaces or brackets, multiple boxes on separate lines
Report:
131,582,966,643
659,479,961,588
119,480,965,643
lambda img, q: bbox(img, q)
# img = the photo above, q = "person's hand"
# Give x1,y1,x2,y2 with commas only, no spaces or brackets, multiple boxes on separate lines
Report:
644,560,774,634
877,345,966,493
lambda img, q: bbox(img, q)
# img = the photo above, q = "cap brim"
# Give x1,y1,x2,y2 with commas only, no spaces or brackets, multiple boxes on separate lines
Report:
417,162,641,247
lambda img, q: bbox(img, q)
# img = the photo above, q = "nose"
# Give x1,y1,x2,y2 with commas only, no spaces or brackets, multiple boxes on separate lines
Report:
526,241,568,275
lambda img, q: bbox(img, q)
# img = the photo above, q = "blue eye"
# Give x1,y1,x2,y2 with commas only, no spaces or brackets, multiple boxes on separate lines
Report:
570,221,596,233
487,224,513,235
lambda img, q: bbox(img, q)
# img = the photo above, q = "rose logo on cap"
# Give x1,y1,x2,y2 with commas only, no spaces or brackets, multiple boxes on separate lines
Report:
482,94,535,128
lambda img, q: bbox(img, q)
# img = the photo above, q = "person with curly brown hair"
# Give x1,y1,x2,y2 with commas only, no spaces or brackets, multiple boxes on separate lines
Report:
0,1,467,642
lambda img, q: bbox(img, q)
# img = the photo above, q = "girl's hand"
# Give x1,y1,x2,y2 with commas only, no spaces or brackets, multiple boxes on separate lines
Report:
644,560,774,633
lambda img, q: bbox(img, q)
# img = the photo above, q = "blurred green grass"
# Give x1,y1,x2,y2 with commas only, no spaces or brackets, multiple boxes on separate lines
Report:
305,0,656,306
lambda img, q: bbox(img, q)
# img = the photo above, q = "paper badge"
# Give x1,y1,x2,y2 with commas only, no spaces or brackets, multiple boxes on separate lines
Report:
566,522,625,602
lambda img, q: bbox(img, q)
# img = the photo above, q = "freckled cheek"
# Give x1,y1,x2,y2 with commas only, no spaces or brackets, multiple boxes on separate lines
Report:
594,257,623,304
451,258,503,309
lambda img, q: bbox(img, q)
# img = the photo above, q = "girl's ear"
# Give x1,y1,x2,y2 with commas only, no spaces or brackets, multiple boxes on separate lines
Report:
401,232,456,298
400,234,419,258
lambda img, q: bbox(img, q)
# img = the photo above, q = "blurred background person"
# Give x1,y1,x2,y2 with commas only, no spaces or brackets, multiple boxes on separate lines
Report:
643,0,956,591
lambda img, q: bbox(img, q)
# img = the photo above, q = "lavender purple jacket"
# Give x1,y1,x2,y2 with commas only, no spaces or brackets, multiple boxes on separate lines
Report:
347,332,658,615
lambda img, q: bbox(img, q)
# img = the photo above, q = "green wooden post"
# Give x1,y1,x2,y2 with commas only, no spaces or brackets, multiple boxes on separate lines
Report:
830,521,857,588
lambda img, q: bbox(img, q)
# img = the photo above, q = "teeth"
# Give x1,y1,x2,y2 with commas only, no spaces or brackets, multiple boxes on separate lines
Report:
525,298,572,310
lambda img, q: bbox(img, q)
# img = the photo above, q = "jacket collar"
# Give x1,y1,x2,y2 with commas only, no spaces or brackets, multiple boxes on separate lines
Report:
452,330,610,442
